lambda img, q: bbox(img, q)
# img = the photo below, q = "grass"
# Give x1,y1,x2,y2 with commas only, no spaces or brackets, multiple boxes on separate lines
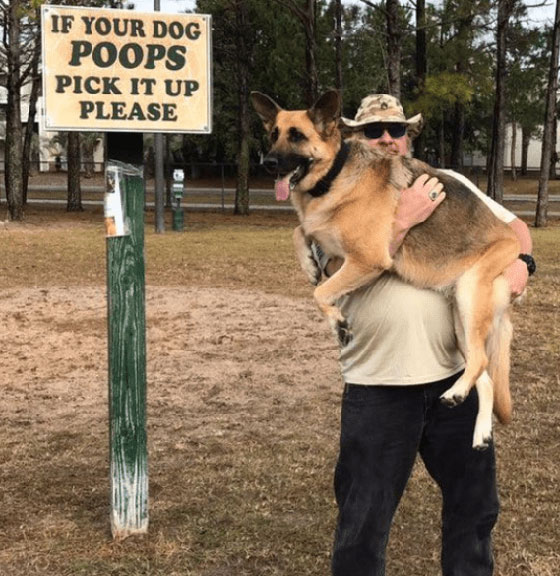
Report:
0,206,559,576
0,208,304,295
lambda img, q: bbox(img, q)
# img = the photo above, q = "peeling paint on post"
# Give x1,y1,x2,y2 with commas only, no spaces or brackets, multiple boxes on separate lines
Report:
40,5,213,541
106,161,148,540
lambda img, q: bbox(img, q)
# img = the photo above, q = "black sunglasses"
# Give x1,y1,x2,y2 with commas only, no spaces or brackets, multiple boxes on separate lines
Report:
363,123,407,139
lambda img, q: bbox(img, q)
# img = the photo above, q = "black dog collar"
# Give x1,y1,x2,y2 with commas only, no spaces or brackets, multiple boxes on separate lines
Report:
518,253,536,276
308,141,350,198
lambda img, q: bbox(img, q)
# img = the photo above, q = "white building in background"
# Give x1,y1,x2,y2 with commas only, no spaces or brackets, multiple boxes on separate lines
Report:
0,81,32,165
36,96,104,172
0,81,104,172
465,123,560,172
504,123,560,172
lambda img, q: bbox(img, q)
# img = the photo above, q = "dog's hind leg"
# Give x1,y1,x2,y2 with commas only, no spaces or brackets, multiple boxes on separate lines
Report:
471,276,513,449
440,268,494,409
445,302,493,449
313,257,385,346
443,301,492,448
441,238,518,414
469,277,513,449
472,371,494,450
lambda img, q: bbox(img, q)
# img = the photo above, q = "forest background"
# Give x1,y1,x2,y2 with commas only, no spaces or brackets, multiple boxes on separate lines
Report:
1,0,559,222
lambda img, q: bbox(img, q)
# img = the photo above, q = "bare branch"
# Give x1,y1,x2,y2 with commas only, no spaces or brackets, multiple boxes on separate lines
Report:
269,0,307,24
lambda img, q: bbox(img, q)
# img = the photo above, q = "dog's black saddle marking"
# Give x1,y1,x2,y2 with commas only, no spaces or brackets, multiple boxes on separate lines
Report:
308,141,350,198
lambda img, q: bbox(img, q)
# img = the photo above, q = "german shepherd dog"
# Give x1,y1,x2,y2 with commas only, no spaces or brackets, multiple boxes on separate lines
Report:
251,90,521,450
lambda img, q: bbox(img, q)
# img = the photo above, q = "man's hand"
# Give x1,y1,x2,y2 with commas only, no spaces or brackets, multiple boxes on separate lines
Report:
503,258,529,298
505,218,533,299
390,174,446,256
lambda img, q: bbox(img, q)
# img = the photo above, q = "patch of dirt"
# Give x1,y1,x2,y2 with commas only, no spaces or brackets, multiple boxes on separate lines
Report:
0,284,343,576
0,213,558,576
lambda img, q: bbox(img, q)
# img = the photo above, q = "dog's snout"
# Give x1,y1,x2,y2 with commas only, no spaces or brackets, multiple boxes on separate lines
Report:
263,154,279,174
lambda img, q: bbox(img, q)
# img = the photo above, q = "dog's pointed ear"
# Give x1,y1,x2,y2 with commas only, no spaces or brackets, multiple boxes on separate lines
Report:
308,91,341,136
251,91,282,132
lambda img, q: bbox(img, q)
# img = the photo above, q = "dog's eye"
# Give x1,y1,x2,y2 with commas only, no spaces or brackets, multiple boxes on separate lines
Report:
271,127,279,143
289,128,307,143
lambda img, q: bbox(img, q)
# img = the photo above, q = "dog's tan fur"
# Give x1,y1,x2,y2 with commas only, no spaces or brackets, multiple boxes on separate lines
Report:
252,90,520,449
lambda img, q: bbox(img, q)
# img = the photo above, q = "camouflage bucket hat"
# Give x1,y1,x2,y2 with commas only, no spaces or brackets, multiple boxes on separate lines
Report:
341,94,423,138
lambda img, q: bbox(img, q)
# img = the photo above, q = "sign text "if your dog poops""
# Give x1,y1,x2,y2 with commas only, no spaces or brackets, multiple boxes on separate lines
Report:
41,6,212,133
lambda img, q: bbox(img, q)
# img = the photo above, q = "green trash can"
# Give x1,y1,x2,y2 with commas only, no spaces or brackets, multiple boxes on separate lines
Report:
172,207,184,231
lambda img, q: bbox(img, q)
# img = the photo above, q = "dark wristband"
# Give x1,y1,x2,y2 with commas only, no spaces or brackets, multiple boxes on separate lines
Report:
518,253,536,276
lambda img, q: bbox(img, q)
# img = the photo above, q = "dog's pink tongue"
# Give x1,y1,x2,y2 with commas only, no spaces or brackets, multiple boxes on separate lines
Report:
275,177,290,202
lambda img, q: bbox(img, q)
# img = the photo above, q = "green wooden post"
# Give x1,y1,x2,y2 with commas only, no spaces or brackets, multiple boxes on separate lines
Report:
106,160,148,540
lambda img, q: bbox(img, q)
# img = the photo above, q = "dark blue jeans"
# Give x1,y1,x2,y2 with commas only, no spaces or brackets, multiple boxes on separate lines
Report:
332,372,499,576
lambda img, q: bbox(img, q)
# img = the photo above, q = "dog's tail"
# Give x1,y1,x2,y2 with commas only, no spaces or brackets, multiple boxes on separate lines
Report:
487,277,513,425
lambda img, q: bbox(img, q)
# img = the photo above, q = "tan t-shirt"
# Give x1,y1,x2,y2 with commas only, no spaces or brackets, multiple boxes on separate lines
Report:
337,170,516,386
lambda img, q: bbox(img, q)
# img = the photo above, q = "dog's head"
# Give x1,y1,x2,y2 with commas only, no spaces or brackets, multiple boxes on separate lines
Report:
251,91,341,201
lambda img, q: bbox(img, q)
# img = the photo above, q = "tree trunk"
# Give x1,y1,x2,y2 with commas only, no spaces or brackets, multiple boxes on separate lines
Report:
67,132,83,212
22,33,41,205
536,0,560,226
165,135,172,208
236,134,250,215
5,0,24,221
82,136,96,179
510,121,517,181
450,101,465,170
83,150,95,178
304,0,318,106
450,8,473,172
234,0,250,215
386,0,401,99
487,0,514,203
549,113,557,179
438,112,446,168
334,0,343,94
414,0,427,160
521,126,530,176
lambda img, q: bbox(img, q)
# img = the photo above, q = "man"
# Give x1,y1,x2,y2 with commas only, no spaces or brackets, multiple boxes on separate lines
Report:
314,94,534,576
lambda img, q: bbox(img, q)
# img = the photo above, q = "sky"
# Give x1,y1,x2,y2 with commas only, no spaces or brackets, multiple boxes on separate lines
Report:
129,0,196,14
129,0,557,26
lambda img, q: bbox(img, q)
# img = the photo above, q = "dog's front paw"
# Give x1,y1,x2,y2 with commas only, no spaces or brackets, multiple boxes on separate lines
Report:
337,320,353,347
303,255,322,286
439,391,467,408
440,377,469,408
